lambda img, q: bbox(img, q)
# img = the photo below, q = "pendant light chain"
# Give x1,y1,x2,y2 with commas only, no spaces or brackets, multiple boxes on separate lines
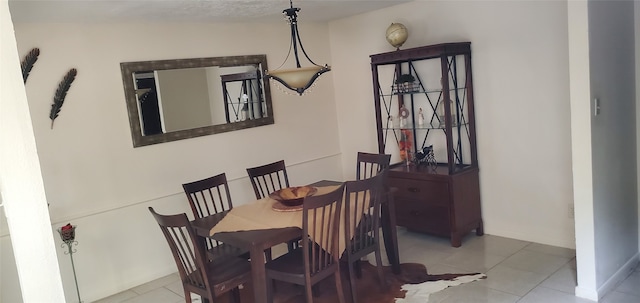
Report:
265,0,331,96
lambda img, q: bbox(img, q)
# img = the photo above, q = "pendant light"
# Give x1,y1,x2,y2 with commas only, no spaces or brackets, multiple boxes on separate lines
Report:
265,0,330,96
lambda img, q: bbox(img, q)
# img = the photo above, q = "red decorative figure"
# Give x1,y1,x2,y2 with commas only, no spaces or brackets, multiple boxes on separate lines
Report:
399,129,413,165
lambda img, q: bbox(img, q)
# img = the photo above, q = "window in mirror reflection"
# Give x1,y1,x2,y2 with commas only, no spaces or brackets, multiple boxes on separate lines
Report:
132,65,267,136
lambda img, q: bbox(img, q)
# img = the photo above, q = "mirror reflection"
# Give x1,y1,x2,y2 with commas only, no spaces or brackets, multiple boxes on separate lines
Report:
121,55,273,147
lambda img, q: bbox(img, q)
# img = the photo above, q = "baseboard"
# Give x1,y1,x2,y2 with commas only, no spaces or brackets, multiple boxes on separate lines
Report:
575,286,598,301
576,253,640,301
483,227,575,249
594,252,639,300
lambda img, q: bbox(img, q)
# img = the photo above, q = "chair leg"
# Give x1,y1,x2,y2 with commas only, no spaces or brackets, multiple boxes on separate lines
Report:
347,260,358,303
287,240,295,252
354,259,362,278
265,248,272,261
374,247,387,288
266,277,274,303
230,287,241,303
184,291,192,303
305,282,314,303
334,269,346,303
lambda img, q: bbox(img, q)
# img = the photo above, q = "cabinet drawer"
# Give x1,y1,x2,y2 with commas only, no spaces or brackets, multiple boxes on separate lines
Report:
389,178,449,206
394,199,450,234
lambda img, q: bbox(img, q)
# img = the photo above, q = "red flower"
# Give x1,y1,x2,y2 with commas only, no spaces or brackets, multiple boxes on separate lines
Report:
59,223,75,242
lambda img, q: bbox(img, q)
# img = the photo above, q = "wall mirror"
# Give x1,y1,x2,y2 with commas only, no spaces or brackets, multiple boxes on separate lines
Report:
121,54,274,147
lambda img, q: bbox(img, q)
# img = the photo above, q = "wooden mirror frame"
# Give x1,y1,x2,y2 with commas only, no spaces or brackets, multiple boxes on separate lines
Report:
120,54,274,147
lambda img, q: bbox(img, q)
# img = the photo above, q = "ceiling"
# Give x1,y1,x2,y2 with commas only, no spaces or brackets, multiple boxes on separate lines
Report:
8,0,411,23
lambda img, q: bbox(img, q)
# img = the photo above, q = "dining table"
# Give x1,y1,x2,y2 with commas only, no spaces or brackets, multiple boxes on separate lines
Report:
190,180,400,303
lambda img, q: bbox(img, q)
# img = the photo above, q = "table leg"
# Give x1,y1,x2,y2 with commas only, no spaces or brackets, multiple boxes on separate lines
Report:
381,192,401,274
250,246,268,303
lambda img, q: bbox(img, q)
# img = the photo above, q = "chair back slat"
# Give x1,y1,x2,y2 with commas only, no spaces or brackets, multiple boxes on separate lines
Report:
344,171,386,256
246,160,290,199
182,173,234,250
182,173,233,218
171,228,205,287
149,207,209,290
356,152,391,180
302,184,344,276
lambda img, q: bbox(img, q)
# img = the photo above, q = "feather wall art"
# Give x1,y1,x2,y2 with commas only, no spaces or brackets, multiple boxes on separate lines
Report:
20,48,40,83
50,68,77,129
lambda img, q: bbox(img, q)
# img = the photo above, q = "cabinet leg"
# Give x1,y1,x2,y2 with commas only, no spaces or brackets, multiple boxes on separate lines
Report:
451,234,462,248
476,220,484,236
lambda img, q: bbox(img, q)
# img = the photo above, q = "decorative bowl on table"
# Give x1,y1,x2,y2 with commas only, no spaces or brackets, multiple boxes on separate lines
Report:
269,186,318,207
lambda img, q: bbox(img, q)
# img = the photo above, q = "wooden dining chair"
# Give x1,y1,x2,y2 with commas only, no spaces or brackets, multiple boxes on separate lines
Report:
343,172,387,303
265,184,346,303
148,207,251,303
246,160,298,252
356,152,399,267
355,152,391,180
182,173,249,261
246,160,290,200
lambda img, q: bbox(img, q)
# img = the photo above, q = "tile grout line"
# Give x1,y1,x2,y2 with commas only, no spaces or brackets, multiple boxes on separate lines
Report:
514,256,577,302
478,241,532,301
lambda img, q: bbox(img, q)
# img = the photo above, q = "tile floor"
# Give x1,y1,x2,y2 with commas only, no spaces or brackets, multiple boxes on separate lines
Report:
95,228,640,303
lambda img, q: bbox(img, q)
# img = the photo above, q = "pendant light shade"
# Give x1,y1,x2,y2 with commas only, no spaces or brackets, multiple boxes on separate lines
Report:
265,1,330,96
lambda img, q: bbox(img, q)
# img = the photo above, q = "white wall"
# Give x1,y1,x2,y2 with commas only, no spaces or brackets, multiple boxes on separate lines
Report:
329,1,575,248
4,21,343,302
571,1,639,300
588,0,638,296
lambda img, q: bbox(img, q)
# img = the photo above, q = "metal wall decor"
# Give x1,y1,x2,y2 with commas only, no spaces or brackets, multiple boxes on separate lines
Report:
20,47,40,83
50,68,78,129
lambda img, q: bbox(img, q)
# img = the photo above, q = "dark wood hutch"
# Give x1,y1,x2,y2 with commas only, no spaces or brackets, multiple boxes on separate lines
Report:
370,42,483,247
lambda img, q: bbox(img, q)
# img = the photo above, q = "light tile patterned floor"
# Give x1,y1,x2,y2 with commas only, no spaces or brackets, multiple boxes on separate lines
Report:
94,228,639,303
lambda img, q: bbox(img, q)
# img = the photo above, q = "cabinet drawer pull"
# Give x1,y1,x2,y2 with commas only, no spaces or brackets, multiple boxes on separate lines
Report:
408,187,420,193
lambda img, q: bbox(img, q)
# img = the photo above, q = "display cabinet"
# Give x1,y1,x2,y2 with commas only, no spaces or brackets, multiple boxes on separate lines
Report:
370,42,483,247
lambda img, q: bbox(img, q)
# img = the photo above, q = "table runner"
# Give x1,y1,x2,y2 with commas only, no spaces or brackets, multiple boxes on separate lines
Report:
210,185,370,254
